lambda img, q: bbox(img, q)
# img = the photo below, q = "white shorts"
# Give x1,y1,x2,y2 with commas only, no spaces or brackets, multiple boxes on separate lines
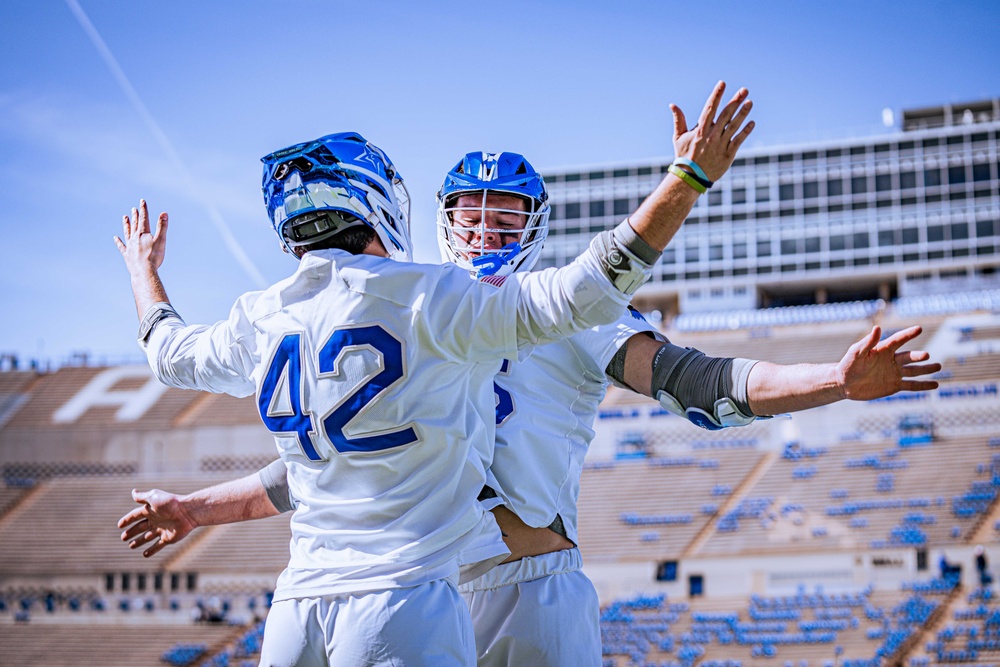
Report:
259,578,475,667
458,548,601,667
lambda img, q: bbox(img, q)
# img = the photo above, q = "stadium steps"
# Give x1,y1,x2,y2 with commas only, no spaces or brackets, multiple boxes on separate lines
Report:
681,448,780,558
893,583,964,667
0,481,44,532
967,486,1000,545
194,619,261,666
158,519,220,572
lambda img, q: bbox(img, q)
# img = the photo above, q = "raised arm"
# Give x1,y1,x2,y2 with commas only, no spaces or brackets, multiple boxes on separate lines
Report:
511,82,754,350
610,325,940,430
118,461,288,558
627,81,753,251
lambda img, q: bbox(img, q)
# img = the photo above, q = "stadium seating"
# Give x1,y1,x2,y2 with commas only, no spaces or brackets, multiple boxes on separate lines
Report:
597,582,953,667
0,302,996,666
0,622,237,667
577,449,765,562
673,300,884,333
697,436,999,557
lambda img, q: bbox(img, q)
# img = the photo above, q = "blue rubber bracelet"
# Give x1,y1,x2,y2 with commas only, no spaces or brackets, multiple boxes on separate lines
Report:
673,157,710,183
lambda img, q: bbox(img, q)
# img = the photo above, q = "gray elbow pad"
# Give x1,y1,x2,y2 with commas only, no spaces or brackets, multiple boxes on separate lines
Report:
589,219,660,295
258,459,295,513
650,344,760,430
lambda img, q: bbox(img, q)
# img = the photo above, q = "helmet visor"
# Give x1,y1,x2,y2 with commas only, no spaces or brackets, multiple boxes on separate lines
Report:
440,191,538,262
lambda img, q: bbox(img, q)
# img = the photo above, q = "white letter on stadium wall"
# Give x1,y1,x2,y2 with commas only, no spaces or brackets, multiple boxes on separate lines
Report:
53,365,169,423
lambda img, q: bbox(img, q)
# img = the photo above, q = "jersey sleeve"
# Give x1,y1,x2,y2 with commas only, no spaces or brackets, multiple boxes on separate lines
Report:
509,243,637,349
144,292,258,397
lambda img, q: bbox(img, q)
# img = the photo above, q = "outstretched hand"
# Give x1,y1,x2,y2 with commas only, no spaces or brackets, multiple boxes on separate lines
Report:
838,326,941,401
671,81,754,182
118,488,198,558
114,199,168,277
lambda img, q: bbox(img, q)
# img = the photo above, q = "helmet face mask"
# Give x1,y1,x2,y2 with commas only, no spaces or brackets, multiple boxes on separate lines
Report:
437,152,550,278
262,132,412,261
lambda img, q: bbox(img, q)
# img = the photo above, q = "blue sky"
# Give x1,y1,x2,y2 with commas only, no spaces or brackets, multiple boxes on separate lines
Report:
0,0,997,366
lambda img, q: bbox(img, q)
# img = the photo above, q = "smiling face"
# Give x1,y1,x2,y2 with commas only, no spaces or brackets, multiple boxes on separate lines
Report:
445,192,530,261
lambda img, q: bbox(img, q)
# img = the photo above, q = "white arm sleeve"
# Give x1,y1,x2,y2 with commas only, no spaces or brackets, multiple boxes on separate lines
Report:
512,235,652,348
144,294,257,397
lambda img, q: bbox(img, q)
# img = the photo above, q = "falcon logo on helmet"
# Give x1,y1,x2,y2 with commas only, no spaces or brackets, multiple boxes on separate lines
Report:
261,132,412,261
436,151,550,279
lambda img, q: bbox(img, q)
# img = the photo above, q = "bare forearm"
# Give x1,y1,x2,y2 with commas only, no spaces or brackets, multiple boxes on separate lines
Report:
746,361,845,415
627,174,701,251
180,474,280,527
130,266,170,320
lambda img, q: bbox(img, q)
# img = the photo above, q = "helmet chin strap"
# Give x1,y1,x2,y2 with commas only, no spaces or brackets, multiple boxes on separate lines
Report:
472,242,523,279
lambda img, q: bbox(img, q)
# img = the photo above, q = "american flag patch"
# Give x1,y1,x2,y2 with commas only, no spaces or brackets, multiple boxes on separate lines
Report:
481,275,507,287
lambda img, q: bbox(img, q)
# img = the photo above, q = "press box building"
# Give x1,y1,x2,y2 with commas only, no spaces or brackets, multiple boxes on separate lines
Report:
537,99,1000,322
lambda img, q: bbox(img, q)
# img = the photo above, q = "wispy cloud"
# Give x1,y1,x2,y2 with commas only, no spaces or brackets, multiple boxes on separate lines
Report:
63,0,267,288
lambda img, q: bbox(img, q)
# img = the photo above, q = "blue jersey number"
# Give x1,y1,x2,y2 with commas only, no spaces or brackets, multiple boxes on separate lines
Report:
493,359,515,427
258,325,417,460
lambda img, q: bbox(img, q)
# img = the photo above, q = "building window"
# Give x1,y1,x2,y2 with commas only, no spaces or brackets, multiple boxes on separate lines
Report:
613,198,629,216
976,220,996,238
779,184,795,201
708,190,722,206
830,235,846,251
803,181,819,199
827,179,844,196
709,245,724,261
755,185,770,202
121,573,131,592
973,163,991,182
900,172,917,189
565,203,580,219
589,201,605,218
588,171,604,181
685,246,700,263
948,166,967,185
878,230,895,246
951,223,969,240
732,188,746,204
780,239,798,255
875,174,892,192
186,573,198,591
733,242,747,259
851,176,868,194
902,228,919,245
927,225,945,242
924,169,942,187
853,232,870,249
757,239,772,257
805,237,820,253
565,173,581,182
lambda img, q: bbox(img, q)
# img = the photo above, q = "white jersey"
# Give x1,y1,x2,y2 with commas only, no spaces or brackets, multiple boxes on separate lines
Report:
144,247,636,600
487,308,661,545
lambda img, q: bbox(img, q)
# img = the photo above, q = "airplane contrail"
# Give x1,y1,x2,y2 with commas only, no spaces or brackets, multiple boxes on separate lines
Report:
64,0,269,288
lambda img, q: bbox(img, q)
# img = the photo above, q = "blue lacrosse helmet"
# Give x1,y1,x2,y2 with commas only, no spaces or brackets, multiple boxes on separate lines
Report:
436,151,550,278
261,132,412,261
